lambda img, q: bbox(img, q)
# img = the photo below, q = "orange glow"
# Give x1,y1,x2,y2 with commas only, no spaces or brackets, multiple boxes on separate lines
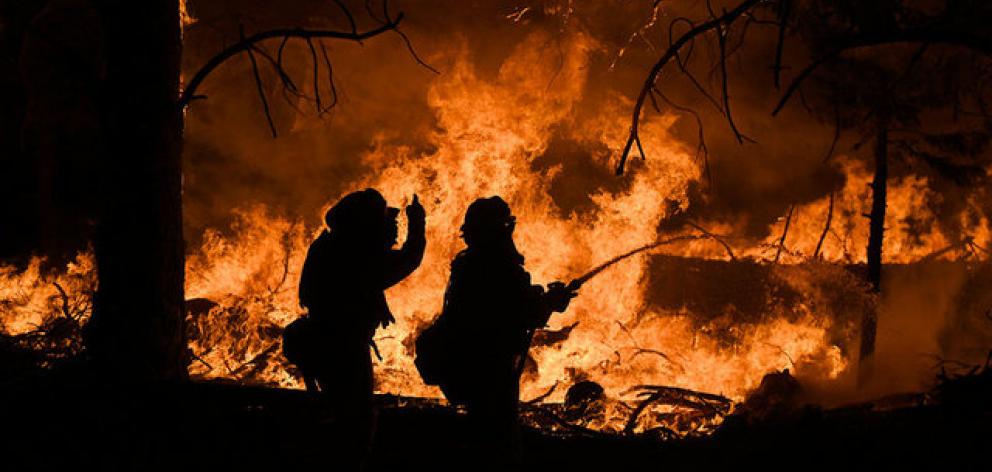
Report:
0,253,94,337
179,32,852,404
180,0,197,28
2,26,989,435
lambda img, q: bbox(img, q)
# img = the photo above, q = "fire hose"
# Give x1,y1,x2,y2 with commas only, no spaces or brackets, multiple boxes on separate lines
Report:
515,234,703,378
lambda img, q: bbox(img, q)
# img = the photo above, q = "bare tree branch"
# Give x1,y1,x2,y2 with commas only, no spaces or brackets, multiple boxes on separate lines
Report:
393,27,440,75
243,27,278,138
250,46,298,91
669,18,724,113
772,0,791,89
331,0,358,35
319,41,339,110
276,35,291,71
305,38,322,113
686,221,737,261
617,0,763,175
773,29,992,116
366,0,387,24
179,14,405,109
771,47,843,117
714,12,746,144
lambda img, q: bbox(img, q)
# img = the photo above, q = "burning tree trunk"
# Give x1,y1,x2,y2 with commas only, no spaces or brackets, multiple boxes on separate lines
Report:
84,0,187,381
860,122,888,381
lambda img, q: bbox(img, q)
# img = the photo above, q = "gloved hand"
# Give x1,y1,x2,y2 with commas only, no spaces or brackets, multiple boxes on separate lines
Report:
406,194,426,227
545,281,577,313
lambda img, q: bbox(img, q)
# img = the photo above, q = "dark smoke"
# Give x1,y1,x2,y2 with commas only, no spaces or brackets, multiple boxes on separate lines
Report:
182,0,855,243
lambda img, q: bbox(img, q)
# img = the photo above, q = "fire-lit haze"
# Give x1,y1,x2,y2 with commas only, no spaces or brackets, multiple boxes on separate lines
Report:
3,1,992,427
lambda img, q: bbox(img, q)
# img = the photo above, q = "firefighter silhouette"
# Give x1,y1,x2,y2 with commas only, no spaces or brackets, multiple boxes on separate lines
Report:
416,196,575,467
288,188,425,469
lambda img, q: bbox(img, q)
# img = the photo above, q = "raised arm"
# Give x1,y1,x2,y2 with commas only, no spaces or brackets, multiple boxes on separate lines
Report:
383,194,427,289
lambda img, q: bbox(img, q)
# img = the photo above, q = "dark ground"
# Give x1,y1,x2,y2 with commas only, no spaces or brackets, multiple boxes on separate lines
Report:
2,365,990,472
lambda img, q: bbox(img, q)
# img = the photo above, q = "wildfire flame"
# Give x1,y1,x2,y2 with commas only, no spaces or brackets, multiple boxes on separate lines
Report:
3,24,990,434
180,31,852,402
179,0,197,28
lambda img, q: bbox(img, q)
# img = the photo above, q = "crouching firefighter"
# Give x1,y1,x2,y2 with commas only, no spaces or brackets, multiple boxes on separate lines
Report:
283,189,426,470
415,196,576,467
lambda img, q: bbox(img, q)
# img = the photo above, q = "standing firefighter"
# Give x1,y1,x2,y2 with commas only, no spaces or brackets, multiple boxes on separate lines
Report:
287,188,425,470
416,196,575,467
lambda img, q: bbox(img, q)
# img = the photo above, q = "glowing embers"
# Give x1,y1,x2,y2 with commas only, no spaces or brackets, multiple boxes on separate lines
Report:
520,381,732,439
0,253,95,367
184,206,310,389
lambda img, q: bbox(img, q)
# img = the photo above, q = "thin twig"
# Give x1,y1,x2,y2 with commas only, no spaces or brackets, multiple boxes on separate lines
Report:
772,0,791,89
715,13,745,144
305,38,322,113
631,348,675,364
365,0,386,25
623,385,731,435
276,35,291,71
331,0,358,35
319,41,339,110
617,0,762,174
670,18,724,113
191,352,214,371
774,204,795,263
51,282,73,321
249,45,301,96
762,342,796,368
813,192,834,259
244,32,278,138
686,221,737,260
393,27,440,75
268,233,294,298
179,15,404,108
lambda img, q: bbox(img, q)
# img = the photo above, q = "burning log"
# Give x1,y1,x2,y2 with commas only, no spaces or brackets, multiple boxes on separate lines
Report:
623,385,733,437
521,380,733,440
0,261,94,372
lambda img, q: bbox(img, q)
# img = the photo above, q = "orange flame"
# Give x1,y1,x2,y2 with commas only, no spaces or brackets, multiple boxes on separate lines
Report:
3,26,990,433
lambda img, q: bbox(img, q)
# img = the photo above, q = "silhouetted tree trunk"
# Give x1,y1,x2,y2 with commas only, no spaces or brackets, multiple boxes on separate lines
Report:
85,0,187,382
18,0,104,265
859,121,888,382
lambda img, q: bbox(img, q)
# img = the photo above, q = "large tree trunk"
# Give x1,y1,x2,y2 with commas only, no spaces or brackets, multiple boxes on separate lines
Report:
859,124,888,383
17,0,104,265
85,0,186,382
